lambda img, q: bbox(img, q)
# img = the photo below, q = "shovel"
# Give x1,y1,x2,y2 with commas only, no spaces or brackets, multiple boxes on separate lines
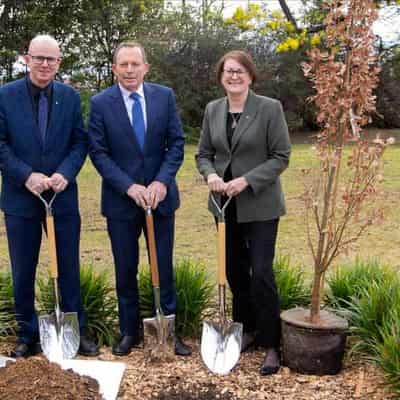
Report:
0,355,15,368
201,194,243,375
37,192,80,361
143,207,175,359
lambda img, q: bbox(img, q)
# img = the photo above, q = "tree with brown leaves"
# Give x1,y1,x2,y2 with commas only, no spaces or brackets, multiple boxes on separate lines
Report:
301,0,394,324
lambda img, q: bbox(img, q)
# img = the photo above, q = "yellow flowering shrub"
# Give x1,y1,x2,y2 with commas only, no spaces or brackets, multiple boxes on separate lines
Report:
225,5,325,53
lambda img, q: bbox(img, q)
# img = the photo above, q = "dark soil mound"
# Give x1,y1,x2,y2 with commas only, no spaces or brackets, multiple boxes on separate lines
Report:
0,357,102,400
151,381,236,400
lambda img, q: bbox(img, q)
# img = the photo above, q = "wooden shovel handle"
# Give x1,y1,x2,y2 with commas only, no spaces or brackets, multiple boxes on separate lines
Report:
145,210,160,287
46,215,58,279
217,221,226,285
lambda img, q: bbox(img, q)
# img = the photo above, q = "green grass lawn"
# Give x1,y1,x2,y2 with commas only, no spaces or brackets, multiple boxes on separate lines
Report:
0,130,399,277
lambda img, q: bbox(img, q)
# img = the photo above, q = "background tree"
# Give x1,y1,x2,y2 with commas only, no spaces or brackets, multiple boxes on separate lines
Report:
1,0,399,131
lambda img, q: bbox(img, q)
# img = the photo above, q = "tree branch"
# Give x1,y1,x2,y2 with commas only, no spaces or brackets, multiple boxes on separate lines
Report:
278,0,299,31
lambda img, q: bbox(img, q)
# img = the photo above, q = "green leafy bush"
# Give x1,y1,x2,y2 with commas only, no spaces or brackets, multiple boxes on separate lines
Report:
372,309,400,397
326,259,393,309
0,270,16,338
336,264,400,396
344,275,400,356
138,259,215,338
273,255,309,310
37,266,118,346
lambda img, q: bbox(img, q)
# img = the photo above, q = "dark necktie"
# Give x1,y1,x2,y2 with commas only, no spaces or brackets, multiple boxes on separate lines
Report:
38,91,48,142
130,92,145,149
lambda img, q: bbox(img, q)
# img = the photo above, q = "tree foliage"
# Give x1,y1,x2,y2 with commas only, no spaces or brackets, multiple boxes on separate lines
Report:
301,0,394,323
0,0,399,132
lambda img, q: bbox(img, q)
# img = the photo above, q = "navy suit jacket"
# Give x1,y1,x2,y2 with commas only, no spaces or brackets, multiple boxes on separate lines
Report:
0,78,87,217
88,82,185,219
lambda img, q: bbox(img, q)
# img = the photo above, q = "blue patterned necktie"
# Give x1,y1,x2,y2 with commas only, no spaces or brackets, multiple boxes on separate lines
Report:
38,90,48,142
130,92,145,149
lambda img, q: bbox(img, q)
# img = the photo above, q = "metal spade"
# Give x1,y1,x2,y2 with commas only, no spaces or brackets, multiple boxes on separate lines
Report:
201,194,243,375
143,207,175,360
0,355,15,368
38,192,80,361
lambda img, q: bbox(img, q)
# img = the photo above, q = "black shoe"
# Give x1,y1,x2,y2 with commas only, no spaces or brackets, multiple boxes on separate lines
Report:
78,336,100,357
11,342,42,358
174,336,191,356
112,335,140,356
260,348,280,376
241,332,256,353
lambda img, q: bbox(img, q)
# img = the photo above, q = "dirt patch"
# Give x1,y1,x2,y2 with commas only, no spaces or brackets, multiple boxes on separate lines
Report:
150,380,235,399
0,357,102,400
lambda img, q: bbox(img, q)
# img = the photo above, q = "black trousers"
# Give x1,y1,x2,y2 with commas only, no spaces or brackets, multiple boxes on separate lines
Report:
224,199,281,349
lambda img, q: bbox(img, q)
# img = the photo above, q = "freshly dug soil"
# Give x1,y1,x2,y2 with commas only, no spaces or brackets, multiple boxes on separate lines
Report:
0,357,102,400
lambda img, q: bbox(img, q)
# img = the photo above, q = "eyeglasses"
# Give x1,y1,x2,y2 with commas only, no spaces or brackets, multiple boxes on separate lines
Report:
28,54,61,66
223,69,247,77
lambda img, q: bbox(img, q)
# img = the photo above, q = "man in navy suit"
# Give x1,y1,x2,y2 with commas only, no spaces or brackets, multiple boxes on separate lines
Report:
0,35,98,358
88,41,191,356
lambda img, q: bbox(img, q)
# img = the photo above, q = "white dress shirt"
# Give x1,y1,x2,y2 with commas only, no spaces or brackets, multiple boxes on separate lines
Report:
118,83,148,131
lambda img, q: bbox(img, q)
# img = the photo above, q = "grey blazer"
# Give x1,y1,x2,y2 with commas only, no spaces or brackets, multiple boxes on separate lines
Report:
196,90,291,223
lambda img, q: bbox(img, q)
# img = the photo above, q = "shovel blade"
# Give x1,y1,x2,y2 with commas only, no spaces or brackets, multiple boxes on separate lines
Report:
39,311,80,361
143,313,175,360
0,355,15,368
201,320,243,375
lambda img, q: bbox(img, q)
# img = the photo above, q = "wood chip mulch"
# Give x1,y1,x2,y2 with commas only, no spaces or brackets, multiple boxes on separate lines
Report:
1,340,396,400
97,340,395,400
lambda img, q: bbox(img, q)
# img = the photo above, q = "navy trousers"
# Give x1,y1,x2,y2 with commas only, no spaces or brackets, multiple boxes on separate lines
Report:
4,213,85,344
107,211,176,338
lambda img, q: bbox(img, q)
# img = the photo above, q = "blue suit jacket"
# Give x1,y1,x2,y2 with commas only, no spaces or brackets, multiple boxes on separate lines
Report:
88,82,185,219
0,78,88,217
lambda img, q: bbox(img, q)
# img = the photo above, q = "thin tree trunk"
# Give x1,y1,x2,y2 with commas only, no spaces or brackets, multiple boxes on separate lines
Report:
310,268,324,323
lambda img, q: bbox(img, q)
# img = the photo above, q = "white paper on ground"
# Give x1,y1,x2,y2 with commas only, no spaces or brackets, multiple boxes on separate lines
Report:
60,359,126,400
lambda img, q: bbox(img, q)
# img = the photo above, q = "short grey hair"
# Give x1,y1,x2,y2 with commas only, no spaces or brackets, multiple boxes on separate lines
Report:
28,34,61,56
113,41,148,64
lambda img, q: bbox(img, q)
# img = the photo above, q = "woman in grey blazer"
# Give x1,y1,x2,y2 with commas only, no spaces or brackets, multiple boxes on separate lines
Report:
196,50,291,375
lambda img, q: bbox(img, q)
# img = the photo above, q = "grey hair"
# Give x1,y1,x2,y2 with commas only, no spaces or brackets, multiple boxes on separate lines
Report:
28,34,61,55
113,41,147,64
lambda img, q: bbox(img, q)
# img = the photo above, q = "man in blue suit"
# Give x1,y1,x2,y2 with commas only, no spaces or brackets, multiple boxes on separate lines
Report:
0,35,98,358
88,42,191,356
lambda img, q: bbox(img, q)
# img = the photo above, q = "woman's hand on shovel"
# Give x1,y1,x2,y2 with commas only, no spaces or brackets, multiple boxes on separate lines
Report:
207,173,226,193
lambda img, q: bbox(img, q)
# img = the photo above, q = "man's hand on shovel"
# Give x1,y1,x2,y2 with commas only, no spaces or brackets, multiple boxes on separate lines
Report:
127,183,150,208
147,181,167,209
25,172,51,196
48,173,68,193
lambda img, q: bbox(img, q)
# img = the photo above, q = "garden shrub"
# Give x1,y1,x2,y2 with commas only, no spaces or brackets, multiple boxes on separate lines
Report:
326,258,393,309
0,270,16,338
37,266,118,346
344,275,400,356
334,262,400,396
139,259,214,338
372,309,400,397
273,255,309,310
